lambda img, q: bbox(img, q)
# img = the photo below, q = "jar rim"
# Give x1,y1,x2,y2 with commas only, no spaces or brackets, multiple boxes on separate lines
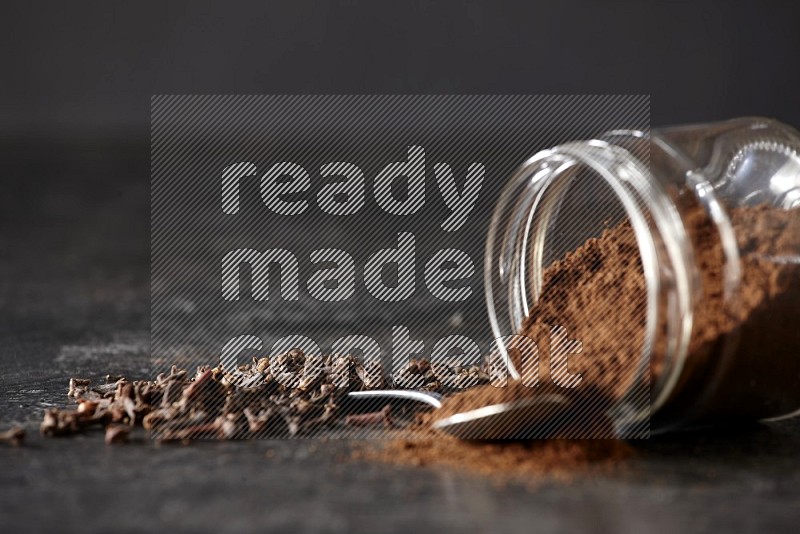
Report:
484,137,696,434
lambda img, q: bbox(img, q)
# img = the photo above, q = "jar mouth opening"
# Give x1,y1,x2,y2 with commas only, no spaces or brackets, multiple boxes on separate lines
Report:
485,140,694,435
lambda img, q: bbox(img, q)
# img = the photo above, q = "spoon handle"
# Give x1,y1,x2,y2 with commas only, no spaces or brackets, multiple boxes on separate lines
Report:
347,390,443,409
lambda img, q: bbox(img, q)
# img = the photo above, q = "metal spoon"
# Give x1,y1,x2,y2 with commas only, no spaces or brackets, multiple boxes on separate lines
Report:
348,389,571,439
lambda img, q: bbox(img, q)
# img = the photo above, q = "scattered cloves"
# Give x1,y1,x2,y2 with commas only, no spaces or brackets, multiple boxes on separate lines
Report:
40,348,487,443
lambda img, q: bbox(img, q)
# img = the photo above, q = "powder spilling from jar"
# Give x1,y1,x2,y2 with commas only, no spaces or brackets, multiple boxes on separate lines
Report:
356,202,798,479
437,200,800,436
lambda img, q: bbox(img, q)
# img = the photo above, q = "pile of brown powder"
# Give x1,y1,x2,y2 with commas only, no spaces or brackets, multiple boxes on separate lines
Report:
353,434,632,483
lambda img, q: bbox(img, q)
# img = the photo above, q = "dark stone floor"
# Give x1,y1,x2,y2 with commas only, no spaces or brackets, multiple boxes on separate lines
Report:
1,140,799,533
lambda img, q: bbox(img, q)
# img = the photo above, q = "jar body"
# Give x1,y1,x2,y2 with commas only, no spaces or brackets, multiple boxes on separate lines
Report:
486,117,800,435
647,118,800,430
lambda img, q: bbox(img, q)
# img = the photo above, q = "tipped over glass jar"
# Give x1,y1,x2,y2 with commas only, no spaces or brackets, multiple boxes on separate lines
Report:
486,117,800,436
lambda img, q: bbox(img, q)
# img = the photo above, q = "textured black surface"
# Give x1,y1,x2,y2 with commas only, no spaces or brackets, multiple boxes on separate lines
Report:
2,142,800,533
2,425,800,534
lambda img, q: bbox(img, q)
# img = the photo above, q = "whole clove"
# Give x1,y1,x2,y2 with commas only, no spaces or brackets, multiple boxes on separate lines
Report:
345,405,394,429
104,424,131,445
0,426,26,446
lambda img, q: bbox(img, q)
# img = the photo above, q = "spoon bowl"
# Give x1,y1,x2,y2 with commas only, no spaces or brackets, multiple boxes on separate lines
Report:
347,390,571,439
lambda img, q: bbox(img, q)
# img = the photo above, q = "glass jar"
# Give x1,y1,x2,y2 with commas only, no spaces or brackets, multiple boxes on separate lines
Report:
486,117,800,435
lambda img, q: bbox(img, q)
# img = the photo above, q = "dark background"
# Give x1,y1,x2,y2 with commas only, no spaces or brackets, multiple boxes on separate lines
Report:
3,0,800,137
2,1,800,533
